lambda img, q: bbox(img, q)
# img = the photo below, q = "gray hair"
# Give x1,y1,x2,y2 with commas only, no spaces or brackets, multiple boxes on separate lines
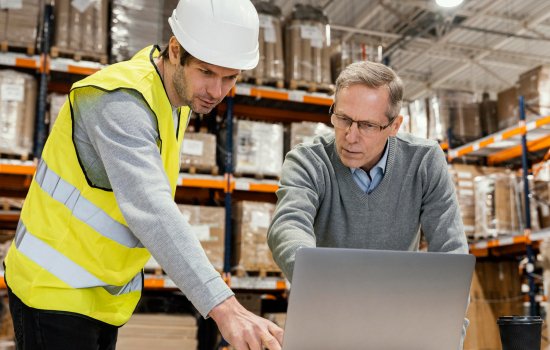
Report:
334,61,403,122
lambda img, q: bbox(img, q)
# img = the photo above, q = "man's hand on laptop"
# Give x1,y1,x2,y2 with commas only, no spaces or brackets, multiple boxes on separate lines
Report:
210,296,284,350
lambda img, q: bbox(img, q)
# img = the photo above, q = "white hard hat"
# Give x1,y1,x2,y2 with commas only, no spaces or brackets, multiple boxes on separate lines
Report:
168,0,260,70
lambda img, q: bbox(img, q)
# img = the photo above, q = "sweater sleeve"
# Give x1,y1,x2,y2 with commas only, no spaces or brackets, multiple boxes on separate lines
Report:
73,88,233,318
268,147,322,282
419,144,468,254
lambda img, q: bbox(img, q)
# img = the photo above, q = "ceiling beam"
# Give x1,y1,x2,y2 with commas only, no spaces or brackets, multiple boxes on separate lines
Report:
407,1,550,99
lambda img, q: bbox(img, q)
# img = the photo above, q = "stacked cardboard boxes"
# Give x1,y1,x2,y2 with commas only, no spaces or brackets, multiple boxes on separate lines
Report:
0,0,42,53
449,164,502,238
518,65,550,119
497,86,519,130
0,70,36,157
233,201,279,274
180,133,217,173
53,0,109,60
241,1,284,86
285,4,332,88
178,205,225,272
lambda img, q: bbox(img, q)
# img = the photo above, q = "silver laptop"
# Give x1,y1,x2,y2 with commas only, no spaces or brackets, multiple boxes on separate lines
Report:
283,247,475,350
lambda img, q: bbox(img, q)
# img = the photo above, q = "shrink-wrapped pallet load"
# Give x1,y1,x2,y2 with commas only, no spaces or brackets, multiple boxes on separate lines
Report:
233,201,280,274
449,164,502,238
474,172,539,239
429,90,479,144
111,0,164,63
0,70,36,157
53,0,108,62
0,0,42,54
234,119,283,178
285,4,332,90
241,1,284,87
330,39,380,83
289,121,332,149
409,98,428,139
180,132,218,174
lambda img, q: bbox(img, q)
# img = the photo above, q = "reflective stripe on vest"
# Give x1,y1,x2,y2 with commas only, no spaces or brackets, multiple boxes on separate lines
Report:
34,159,143,249
14,221,142,295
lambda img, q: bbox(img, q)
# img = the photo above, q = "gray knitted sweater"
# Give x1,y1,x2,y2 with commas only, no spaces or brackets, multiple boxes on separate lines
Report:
268,132,468,282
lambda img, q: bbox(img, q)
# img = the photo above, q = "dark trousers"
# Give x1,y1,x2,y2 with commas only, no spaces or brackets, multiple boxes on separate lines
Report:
8,288,118,350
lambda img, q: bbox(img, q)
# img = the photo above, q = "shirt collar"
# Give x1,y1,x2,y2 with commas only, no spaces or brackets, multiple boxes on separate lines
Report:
351,140,389,176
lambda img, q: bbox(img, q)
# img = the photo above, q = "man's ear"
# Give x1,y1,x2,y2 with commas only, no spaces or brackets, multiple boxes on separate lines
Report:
168,36,180,65
390,115,404,136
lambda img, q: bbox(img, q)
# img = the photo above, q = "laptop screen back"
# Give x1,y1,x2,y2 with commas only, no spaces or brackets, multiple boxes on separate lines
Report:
282,248,475,350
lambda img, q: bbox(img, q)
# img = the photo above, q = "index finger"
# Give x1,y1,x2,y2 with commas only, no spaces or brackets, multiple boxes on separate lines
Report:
268,323,284,345
261,332,282,350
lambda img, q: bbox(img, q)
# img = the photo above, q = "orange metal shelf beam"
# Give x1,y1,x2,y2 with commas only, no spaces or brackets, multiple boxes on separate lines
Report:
488,134,550,165
0,163,36,175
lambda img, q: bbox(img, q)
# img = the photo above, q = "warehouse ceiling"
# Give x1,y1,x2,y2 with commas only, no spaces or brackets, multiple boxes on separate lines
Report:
275,0,550,101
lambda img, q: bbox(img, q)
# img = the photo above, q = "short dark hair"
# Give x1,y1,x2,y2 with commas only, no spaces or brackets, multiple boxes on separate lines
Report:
161,42,193,66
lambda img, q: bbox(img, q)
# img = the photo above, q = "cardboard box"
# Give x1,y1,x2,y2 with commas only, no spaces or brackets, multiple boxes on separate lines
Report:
233,201,280,273
178,205,225,272
518,65,550,119
180,132,217,172
497,86,519,130
0,70,36,157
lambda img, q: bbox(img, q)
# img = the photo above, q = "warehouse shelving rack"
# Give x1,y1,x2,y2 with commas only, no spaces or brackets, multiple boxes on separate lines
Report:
447,97,550,317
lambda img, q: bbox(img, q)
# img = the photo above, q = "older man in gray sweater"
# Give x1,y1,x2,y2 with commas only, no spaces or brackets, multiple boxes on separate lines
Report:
268,60,469,348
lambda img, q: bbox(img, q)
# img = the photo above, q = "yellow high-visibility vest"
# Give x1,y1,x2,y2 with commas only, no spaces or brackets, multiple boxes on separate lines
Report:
5,46,189,326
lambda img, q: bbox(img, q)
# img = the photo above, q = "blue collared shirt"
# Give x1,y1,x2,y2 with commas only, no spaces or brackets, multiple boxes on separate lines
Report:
351,142,389,194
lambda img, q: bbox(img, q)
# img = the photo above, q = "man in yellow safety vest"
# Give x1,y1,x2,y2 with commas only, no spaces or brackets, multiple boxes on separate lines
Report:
4,1,283,349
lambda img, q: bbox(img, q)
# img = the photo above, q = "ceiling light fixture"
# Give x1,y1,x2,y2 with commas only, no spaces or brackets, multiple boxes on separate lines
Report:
435,0,464,8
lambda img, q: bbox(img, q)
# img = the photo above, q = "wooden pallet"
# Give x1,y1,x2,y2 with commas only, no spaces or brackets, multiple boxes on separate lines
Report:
233,267,283,278
181,165,219,176
233,172,279,181
288,79,335,94
0,152,30,161
0,197,24,211
51,46,108,64
0,41,35,56
242,76,285,89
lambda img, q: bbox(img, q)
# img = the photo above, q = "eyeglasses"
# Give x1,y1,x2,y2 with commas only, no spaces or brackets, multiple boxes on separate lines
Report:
329,104,395,136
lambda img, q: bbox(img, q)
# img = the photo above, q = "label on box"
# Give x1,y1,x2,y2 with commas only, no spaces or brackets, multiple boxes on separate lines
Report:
259,15,276,43
191,225,211,241
182,139,204,156
457,171,472,179
251,211,270,229
459,189,474,196
0,0,23,9
542,205,550,218
458,180,473,188
71,0,94,13
1,84,24,102
300,25,324,48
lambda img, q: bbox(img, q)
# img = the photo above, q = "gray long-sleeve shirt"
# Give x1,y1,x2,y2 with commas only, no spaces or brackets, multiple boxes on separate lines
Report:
71,87,233,318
